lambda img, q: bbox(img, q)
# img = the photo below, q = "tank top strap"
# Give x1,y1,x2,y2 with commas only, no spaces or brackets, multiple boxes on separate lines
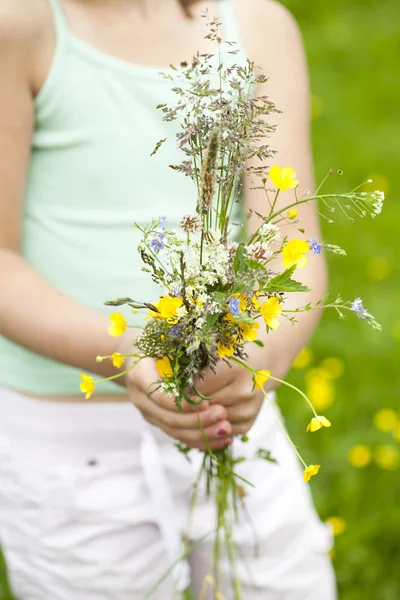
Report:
217,0,243,48
46,0,69,40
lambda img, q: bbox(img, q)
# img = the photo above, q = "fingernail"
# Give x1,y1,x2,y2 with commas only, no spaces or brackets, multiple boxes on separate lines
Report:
211,411,223,423
217,427,229,437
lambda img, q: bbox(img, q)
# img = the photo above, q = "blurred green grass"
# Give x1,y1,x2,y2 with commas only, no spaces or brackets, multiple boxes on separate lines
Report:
1,1,399,598
278,1,400,599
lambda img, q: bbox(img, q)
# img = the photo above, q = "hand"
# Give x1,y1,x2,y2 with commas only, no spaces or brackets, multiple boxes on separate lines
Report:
194,344,270,436
125,357,233,451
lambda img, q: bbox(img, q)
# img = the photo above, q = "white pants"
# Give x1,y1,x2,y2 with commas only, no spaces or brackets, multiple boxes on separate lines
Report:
0,389,337,599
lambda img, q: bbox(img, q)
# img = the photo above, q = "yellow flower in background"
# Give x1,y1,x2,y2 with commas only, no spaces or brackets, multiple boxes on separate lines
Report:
108,312,127,337
150,295,184,324
304,464,321,482
366,256,392,282
319,357,345,380
364,174,389,194
253,370,271,390
156,356,173,378
326,516,346,537
217,342,235,358
393,426,400,443
373,409,399,432
260,297,282,330
111,352,124,369
306,373,335,411
287,209,298,220
306,415,332,432
282,239,309,269
374,445,400,471
269,166,299,191
348,445,372,468
80,374,96,399
239,321,260,342
292,347,313,369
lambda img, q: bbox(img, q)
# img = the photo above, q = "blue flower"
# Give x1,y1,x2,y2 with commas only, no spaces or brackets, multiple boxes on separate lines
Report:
351,298,368,319
310,238,322,255
168,325,182,339
150,235,165,252
229,297,241,315
159,216,167,231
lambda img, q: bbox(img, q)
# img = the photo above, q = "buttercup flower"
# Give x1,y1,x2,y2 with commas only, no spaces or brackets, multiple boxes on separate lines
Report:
156,356,173,378
217,342,235,358
326,517,346,537
310,237,322,255
80,374,96,399
150,296,184,324
111,352,124,369
303,464,321,482
306,415,332,432
253,369,271,390
269,166,299,191
282,239,309,269
239,321,260,342
108,312,127,337
348,444,372,468
260,297,282,330
287,209,298,220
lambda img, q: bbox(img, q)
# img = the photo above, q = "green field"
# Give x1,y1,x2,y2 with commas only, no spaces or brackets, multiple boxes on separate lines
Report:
1,1,399,598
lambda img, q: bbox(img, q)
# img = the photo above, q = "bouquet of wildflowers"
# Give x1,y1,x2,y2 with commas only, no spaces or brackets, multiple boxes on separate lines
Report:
80,17,383,600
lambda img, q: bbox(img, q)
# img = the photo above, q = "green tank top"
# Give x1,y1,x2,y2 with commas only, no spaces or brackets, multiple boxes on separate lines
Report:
0,0,246,394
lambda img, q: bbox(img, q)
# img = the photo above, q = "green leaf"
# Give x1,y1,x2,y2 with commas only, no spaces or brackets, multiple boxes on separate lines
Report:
256,449,277,464
252,339,265,347
267,266,310,292
233,244,247,275
204,311,220,333
245,258,266,270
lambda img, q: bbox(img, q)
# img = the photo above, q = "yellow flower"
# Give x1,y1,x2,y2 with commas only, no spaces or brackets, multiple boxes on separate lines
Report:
108,312,127,337
374,445,400,471
305,370,335,411
326,516,346,537
269,166,299,191
282,239,309,269
150,296,184,324
80,374,96,399
260,297,282,330
239,321,260,342
287,209,298,220
156,356,173,378
251,293,261,311
292,347,313,369
111,352,124,369
306,415,332,432
319,357,345,380
373,409,399,432
217,342,235,358
348,445,372,468
253,370,271,390
304,464,321,482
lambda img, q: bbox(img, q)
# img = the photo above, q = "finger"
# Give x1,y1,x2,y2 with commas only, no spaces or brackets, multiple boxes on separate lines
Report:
225,395,263,424
159,420,233,450
194,363,236,397
139,398,229,431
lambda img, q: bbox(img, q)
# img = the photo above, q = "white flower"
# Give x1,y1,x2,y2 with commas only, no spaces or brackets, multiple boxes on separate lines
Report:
370,190,384,216
246,241,272,262
258,223,281,245
195,317,206,329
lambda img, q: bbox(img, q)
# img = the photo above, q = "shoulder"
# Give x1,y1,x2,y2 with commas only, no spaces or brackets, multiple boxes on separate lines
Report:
235,0,305,68
0,0,54,92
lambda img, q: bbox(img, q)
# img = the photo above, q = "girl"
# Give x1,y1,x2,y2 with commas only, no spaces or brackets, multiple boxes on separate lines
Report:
0,0,336,597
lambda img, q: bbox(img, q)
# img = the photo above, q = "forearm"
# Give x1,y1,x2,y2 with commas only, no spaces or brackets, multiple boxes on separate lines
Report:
0,249,133,380
259,256,328,387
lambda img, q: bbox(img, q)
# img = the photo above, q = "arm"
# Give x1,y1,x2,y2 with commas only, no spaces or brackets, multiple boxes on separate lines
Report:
244,0,327,382
0,4,123,381
195,1,327,432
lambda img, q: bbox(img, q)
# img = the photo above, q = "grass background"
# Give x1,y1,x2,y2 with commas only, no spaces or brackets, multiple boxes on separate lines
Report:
1,0,399,598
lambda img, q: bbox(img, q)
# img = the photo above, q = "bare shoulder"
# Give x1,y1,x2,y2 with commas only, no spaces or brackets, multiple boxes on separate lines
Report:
235,0,305,67
0,0,54,91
